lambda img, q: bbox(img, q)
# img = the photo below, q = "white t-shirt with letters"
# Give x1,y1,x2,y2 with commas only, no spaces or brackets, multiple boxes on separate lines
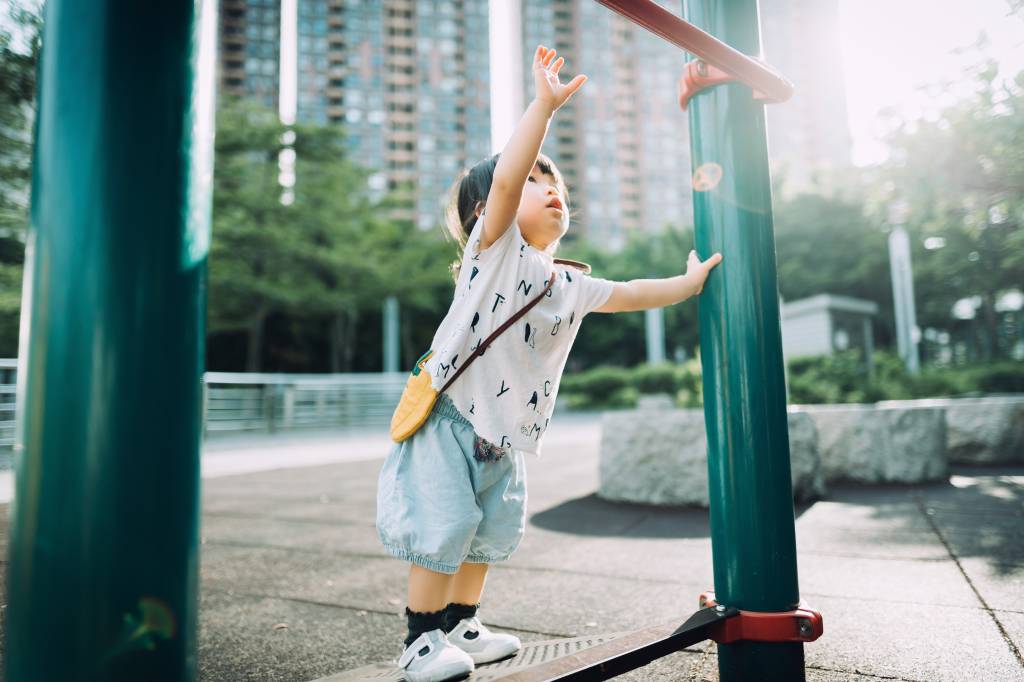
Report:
423,211,614,457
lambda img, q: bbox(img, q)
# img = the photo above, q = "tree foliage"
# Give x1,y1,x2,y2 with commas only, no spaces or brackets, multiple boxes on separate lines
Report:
0,1,41,355
209,97,454,371
864,59,1024,361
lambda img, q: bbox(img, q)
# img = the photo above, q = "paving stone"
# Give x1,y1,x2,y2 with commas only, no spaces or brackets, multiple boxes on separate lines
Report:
957,557,1024,613
799,594,1022,681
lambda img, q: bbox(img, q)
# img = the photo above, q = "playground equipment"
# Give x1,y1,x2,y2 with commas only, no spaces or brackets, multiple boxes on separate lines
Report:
6,0,821,680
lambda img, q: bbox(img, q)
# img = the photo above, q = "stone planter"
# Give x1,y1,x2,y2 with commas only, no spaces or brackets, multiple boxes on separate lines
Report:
598,404,824,507
596,396,1022,509
876,396,1024,465
800,402,947,484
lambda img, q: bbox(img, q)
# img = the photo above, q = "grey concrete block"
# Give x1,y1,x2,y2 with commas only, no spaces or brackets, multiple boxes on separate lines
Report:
598,409,711,507
803,402,947,484
597,408,823,507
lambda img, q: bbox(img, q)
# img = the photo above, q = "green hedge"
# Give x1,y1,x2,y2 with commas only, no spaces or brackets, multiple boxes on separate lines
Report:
558,350,1023,410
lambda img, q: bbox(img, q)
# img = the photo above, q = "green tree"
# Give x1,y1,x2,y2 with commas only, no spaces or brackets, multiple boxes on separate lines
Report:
561,225,699,370
0,1,41,356
209,97,455,372
870,60,1024,361
286,127,451,371
772,193,894,346
210,99,305,371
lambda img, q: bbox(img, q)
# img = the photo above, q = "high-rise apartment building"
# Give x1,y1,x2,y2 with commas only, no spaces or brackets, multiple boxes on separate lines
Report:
760,0,852,197
522,0,692,249
218,0,491,228
219,0,281,110
216,1,844,244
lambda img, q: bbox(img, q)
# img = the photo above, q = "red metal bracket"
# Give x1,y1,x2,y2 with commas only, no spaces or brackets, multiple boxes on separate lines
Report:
678,59,772,111
698,591,824,644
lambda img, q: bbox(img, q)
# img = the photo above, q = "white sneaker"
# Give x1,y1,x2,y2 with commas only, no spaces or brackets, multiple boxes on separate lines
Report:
397,628,475,682
446,616,522,664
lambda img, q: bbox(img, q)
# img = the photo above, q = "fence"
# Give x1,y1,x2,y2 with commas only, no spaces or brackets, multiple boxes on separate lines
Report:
0,360,14,449
203,371,406,436
0,360,407,447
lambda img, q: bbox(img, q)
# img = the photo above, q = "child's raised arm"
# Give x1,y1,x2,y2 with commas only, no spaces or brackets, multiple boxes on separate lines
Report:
480,46,587,251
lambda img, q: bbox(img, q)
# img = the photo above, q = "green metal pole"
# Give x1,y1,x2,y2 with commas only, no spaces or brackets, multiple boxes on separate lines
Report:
683,0,804,679
6,1,216,680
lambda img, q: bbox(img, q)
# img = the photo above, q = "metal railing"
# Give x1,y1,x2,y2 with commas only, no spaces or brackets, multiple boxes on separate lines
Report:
0,360,407,447
0,359,15,448
203,371,406,436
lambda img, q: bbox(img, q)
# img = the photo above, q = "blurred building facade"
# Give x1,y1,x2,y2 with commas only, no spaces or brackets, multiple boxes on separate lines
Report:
218,0,491,228
522,0,692,249
219,0,281,110
215,0,848,241
760,0,853,198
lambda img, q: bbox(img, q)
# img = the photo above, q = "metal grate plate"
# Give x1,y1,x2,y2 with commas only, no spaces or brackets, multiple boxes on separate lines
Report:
316,631,633,682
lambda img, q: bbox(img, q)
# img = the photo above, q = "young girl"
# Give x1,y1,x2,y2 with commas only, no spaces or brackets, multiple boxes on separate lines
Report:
376,45,722,682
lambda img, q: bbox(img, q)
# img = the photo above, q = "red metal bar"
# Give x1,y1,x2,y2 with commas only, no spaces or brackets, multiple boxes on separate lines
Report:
679,59,771,110
594,0,794,104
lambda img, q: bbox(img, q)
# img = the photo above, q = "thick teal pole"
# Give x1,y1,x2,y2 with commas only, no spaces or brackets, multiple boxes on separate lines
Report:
683,0,804,679
6,1,216,680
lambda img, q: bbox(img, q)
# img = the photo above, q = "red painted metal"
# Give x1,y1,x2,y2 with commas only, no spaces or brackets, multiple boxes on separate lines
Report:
699,591,824,644
678,59,772,110
594,0,793,104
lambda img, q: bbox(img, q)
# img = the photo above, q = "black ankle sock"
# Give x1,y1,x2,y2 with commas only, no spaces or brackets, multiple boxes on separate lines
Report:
404,606,446,648
442,602,480,633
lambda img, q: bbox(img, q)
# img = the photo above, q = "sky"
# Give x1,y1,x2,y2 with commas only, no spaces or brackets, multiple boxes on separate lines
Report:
836,0,1024,166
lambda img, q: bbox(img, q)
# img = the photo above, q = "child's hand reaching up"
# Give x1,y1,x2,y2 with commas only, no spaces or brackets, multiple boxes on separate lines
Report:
533,46,587,114
686,250,724,295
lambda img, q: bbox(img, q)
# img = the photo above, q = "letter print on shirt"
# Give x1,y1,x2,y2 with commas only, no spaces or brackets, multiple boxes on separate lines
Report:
550,315,561,336
517,279,533,297
492,292,507,313
469,266,480,288
435,359,452,379
524,322,537,348
497,380,510,397
520,422,542,440
471,311,480,333
543,380,552,397
527,390,539,411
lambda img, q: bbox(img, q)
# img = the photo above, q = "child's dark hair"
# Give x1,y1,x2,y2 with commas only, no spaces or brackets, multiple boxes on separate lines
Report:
443,152,570,280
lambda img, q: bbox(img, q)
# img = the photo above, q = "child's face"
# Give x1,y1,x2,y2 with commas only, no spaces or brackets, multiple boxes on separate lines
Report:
516,163,567,251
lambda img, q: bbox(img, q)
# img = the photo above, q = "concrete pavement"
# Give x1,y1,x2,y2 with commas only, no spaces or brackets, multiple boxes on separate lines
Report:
2,413,1022,680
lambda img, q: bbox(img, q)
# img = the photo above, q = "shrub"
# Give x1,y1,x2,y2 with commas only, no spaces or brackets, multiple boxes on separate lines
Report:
558,350,1022,411
560,365,631,399
971,362,1024,393
633,363,678,394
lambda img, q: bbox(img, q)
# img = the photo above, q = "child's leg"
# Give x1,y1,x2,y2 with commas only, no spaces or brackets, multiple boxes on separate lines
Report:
447,561,489,606
440,561,488,632
408,564,455,612
404,564,456,648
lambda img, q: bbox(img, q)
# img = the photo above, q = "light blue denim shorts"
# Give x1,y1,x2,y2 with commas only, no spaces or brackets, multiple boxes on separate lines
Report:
376,394,527,574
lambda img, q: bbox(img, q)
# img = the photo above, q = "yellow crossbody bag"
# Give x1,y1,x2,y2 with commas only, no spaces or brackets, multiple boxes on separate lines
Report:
390,271,558,442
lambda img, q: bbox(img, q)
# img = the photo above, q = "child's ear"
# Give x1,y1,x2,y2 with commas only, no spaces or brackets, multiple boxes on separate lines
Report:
474,201,484,218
